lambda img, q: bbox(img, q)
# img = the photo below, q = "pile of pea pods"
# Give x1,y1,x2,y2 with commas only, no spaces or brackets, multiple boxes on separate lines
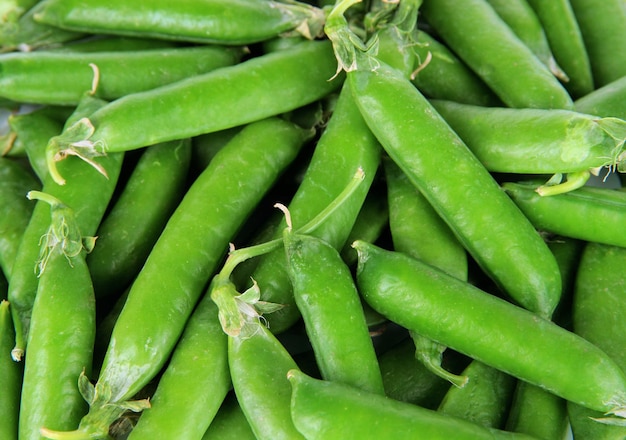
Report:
2,0,626,439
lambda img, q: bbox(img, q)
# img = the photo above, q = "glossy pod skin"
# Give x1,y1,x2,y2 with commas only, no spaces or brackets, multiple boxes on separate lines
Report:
0,45,244,105
347,60,561,318
283,230,384,394
48,39,342,159
429,100,626,174
420,0,574,109
287,369,536,439
34,0,325,45
0,299,22,440
353,240,626,417
502,182,626,249
575,76,626,120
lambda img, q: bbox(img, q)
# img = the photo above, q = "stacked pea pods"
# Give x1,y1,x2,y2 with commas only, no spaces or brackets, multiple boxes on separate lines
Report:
1,0,626,439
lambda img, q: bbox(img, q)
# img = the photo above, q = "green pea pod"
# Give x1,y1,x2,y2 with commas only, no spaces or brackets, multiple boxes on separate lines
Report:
420,0,574,109
249,83,381,334
288,369,536,439
525,0,594,99
502,182,626,248
485,0,568,83
64,117,309,439
411,31,502,106
567,243,626,438
353,240,626,419
430,100,626,188
46,39,342,180
50,35,180,52
20,191,96,440
126,296,230,440
575,75,626,120
568,0,626,87
0,157,39,279
0,299,22,440
87,139,192,299
0,45,244,105
34,0,325,45
201,394,256,440
283,229,384,394
7,94,124,360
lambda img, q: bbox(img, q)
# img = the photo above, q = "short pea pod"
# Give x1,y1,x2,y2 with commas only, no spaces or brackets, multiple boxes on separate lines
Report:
420,0,574,109
575,75,626,120
502,182,626,248
87,138,192,299
524,0,594,99
0,157,39,279
201,394,256,440
47,39,341,170
288,369,536,439
283,229,384,394
568,0,626,87
34,0,325,45
20,191,96,440
353,240,626,419
567,243,626,438
125,296,230,440
0,299,22,440
0,45,244,106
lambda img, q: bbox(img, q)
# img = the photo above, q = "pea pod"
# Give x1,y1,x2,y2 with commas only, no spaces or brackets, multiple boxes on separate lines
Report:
46,39,341,183
353,240,626,419
201,394,256,440
0,45,243,105
34,0,325,45
0,299,22,440
288,369,536,439
575,75,626,120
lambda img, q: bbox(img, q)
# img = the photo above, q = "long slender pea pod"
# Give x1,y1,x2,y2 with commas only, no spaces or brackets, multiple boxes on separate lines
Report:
430,99,626,194
7,95,123,361
201,394,256,440
47,39,342,177
0,299,22,440
0,46,244,106
575,76,626,120
50,35,180,52
353,240,626,419
0,157,39,279
503,182,626,248
283,229,384,394
525,0,594,98
248,83,381,334
567,243,626,438
485,0,568,83
20,191,96,440
420,0,573,109
125,296,230,440
288,369,537,439
34,0,325,45
411,30,502,106
568,0,626,87
53,117,309,440
87,139,192,299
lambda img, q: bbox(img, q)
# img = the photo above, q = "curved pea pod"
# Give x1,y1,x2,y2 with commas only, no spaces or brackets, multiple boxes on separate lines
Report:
46,39,342,176
20,191,96,440
283,230,384,394
87,139,192,299
430,100,626,178
34,0,325,45
353,240,626,419
288,369,537,440
525,0,594,99
568,0,626,87
0,157,39,279
420,0,574,109
345,60,561,318
0,299,22,440
125,296,230,440
411,30,502,106
575,76,626,120
0,45,244,106
503,182,626,248
567,243,626,438
201,394,256,440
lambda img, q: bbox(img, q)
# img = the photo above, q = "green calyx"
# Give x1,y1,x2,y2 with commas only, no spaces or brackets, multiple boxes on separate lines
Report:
27,190,96,276
275,0,327,40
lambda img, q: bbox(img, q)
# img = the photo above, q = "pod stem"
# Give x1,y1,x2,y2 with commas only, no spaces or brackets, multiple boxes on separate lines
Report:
535,170,590,197
411,332,468,388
